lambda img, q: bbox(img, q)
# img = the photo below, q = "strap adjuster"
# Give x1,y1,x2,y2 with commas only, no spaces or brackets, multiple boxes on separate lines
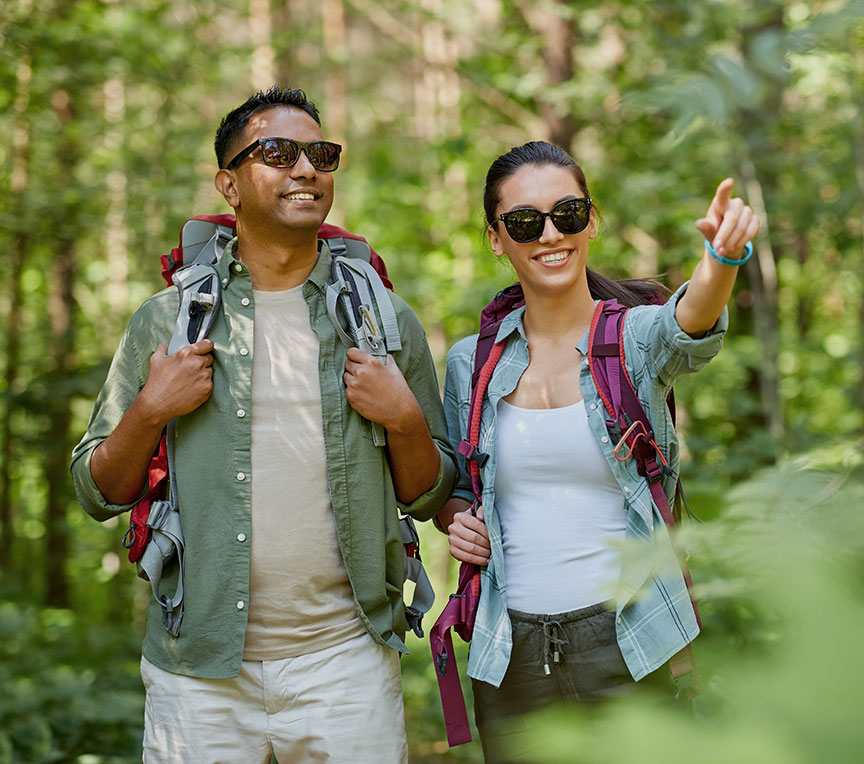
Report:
457,439,489,468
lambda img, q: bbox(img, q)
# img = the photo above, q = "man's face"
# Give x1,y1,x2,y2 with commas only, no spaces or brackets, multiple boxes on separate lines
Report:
218,106,335,233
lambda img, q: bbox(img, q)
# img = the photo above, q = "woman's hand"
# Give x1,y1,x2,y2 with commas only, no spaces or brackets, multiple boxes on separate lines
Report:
448,505,491,566
676,178,760,336
694,178,760,261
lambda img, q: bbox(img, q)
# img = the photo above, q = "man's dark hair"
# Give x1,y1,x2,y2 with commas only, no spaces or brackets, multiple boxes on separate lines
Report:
214,86,321,169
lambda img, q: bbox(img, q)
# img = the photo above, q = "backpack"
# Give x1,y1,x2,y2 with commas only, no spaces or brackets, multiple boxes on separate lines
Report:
121,214,434,638
429,283,702,747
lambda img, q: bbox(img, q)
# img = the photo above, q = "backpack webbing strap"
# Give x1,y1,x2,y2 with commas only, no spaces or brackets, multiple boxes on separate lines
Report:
326,251,402,447
457,339,507,503
138,419,185,636
429,561,481,747
587,300,703,694
431,338,506,747
141,262,222,635
400,515,435,638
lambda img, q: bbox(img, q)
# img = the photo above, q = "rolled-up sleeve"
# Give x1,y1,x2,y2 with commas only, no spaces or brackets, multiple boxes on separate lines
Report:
393,306,458,521
624,281,728,389
442,336,476,505
70,308,153,521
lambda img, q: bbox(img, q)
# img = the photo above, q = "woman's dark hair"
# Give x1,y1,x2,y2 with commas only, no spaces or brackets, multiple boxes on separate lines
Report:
214,86,321,169
484,141,668,307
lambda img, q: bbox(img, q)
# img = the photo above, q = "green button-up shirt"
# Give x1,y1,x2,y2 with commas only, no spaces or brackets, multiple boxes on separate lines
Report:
71,240,457,678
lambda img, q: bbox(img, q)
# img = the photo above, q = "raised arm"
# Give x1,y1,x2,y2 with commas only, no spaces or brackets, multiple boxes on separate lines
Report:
675,178,760,337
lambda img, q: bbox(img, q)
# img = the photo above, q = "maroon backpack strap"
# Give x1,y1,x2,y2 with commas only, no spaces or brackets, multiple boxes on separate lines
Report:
428,562,481,746
430,335,507,747
587,300,701,631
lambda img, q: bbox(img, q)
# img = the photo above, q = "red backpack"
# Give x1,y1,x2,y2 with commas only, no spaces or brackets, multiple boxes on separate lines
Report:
429,283,702,747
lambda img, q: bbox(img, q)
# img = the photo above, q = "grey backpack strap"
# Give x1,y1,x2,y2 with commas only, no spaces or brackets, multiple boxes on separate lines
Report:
140,258,222,634
400,515,435,638
167,263,222,355
138,419,185,636
326,247,402,447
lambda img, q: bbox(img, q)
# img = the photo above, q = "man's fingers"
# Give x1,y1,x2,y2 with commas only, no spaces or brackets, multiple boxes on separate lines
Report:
189,339,215,355
345,347,372,363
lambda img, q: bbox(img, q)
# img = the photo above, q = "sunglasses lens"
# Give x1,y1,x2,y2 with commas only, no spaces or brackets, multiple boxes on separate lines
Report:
550,199,590,234
262,139,300,167
502,210,544,242
306,141,341,171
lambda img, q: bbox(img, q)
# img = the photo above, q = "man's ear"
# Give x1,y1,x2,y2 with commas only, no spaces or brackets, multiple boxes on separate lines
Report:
214,169,240,210
487,224,505,257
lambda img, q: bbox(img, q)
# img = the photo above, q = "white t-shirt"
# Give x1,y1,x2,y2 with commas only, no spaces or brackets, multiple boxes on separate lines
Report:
243,286,363,660
493,398,626,614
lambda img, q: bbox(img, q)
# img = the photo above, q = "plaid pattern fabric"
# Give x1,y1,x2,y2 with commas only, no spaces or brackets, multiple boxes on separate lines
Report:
442,283,728,686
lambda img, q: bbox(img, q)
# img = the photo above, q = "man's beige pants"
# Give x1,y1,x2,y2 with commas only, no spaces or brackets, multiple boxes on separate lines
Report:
141,631,408,763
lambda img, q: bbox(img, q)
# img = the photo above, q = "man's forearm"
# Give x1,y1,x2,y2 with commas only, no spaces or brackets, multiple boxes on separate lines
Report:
90,395,167,505
385,404,441,504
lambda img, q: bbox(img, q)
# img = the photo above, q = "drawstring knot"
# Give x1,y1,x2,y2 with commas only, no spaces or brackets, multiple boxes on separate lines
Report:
541,620,569,676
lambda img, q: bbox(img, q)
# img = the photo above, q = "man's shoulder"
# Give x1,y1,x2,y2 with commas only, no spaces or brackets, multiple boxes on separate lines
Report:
126,286,179,337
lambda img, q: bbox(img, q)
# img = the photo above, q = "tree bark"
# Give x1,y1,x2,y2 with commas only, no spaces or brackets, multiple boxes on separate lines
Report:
0,54,33,570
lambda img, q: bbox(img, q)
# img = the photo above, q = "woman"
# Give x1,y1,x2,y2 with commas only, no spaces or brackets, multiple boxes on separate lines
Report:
437,141,758,762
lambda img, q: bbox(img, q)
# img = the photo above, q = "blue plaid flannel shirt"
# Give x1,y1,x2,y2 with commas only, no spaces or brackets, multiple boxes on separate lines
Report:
442,283,728,687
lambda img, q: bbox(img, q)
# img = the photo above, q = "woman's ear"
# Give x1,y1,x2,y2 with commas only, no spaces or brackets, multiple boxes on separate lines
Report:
487,224,506,257
214,169,240,209
588,209,598,240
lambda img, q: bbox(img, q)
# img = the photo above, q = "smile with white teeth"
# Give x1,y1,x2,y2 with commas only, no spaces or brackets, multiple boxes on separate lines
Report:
283,192,316,200
536,251,569,264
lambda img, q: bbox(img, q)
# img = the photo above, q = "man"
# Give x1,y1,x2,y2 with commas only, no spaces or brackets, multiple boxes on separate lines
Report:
71,86,457,763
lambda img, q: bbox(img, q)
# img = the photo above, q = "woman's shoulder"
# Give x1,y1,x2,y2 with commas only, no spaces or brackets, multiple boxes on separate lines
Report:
446,333,480,365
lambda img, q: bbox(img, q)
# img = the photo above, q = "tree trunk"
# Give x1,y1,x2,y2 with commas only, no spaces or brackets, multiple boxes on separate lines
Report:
42,88,80,607
0,54,33,570
520,0,581,149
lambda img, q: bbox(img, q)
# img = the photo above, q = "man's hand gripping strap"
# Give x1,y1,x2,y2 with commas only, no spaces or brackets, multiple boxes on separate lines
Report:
137,262,222,636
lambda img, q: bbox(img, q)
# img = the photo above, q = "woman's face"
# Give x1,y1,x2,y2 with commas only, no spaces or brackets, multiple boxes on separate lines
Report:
488,163,596,296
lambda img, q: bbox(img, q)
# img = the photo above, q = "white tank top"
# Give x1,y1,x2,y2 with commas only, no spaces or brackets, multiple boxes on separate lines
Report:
493,399,626,613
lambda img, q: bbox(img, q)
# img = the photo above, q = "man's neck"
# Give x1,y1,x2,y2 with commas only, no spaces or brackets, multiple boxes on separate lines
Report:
235,224,319,291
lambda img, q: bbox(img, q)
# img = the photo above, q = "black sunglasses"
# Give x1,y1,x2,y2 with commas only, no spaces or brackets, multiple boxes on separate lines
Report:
225,137,342,172
494,197,592,243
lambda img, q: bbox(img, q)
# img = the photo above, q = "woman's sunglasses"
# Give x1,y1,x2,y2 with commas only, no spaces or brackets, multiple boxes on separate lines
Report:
493,197,592,243
225,137,342,172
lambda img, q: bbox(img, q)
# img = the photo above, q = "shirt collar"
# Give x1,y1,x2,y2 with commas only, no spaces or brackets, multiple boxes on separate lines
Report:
217,237,333,290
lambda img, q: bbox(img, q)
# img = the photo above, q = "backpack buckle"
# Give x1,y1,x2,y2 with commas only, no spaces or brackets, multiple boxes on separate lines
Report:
457,439,489,468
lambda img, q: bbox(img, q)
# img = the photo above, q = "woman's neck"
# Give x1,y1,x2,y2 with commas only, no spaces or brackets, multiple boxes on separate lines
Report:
521,278,595,344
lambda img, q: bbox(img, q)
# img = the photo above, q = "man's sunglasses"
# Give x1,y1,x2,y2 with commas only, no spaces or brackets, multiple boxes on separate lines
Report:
225,137,342,172
493,197,592,243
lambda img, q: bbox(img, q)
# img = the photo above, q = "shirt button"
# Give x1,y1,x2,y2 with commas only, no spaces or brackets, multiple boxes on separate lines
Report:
237,533,246,542
241,297,250,307
236,600,245,610
624,487,631,495
236,409,246,418
590,403,597,410
236,472,246,481
617,615,622,624
239,347,249,356
222,277,228,287
233,263,242,273
601,436,609,444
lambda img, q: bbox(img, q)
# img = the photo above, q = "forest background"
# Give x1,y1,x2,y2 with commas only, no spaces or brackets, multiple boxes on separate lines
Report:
1,0,863,762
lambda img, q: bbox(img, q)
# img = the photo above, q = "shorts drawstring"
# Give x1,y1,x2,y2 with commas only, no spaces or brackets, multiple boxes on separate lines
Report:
541,620,569,676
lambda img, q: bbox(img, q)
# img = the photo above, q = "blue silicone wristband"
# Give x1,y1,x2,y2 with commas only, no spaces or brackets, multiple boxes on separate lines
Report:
704,239,753,266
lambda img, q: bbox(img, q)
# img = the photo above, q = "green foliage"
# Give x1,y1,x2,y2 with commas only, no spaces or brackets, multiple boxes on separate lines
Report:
0,599,143,764
1,1,863,761
505,446,864,763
